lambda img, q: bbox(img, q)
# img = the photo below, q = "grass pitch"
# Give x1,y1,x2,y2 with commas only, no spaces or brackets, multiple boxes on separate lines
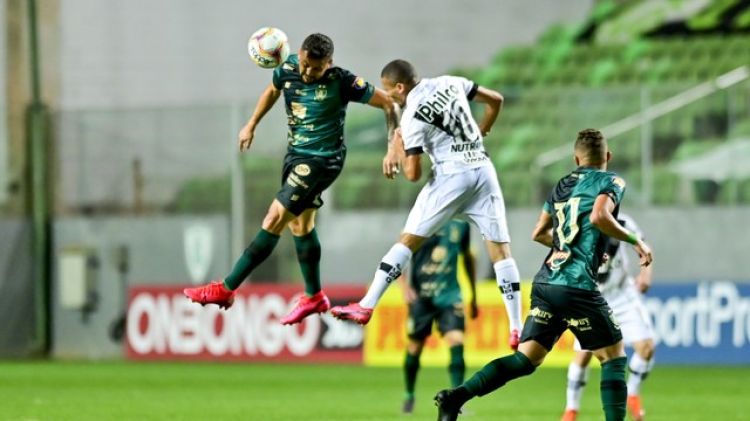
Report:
2,362,748,420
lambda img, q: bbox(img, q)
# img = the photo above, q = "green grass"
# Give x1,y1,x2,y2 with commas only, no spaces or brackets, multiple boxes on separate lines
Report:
1,362,749,420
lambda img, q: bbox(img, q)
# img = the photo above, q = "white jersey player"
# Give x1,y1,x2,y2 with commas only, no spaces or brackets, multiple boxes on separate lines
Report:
561,213,655,421
331,59,523,350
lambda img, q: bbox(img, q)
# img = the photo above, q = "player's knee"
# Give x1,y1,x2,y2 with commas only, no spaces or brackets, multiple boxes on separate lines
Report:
637,340,655,360
288,219,314,236
263,203,296,234
398,233,426,252
262,211,286,233
443,329,464,345
487,242,512,262
516,352,538,375
407,340,424,355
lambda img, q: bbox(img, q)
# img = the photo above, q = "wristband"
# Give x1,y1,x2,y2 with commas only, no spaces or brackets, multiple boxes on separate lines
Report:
626,231,639,245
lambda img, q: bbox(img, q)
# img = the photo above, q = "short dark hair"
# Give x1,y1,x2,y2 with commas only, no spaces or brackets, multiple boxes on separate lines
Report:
574,128,607,163
301,33,334,59
381,59,418,85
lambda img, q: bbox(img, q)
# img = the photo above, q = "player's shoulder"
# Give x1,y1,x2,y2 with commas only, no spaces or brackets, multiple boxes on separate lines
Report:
275,54,299,79
597,170,627,190
324,65,356,81
436,74,467,84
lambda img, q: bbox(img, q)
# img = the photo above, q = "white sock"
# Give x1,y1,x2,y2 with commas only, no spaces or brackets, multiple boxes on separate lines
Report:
627,353,652,396
494,258,522,332
359,243,412,309
566,362,590,410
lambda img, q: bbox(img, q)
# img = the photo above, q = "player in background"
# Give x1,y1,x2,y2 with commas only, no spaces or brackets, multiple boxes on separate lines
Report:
561,213,655,421
184,33,399,324
433,129,653,421
330,59,524,350
399,219,478,414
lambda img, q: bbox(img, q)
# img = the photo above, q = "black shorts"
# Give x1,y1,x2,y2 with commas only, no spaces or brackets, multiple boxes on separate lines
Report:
276,151,345,216
407,299,465,341
520,283,622,351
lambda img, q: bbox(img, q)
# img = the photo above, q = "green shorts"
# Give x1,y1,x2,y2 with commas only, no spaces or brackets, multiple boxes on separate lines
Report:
520,283,622,351
407,298,465,341
277,151,344,216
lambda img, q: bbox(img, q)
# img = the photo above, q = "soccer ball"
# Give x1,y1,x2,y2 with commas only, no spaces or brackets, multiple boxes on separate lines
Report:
247,27,290,69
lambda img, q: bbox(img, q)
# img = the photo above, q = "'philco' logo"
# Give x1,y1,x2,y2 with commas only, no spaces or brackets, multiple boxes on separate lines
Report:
415,85,460,123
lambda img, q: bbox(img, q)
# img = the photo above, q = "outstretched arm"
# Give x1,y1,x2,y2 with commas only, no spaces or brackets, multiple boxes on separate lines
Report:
590,195,653,266
471,86,504,137
367,88,400,145
368,89,402,179
238,83,281,151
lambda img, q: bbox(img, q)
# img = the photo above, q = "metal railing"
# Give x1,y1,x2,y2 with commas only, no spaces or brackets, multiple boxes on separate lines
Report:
531,66,750,204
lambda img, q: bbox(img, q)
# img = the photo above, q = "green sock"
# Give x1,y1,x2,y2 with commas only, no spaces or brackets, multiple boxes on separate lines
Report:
223,229,280,290
448,345,465,387
601,357,627,421
462,351,536,397
404,352,420,398
293,229,322,296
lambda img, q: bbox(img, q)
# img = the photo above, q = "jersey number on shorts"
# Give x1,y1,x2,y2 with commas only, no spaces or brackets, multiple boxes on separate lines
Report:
553,197,581,246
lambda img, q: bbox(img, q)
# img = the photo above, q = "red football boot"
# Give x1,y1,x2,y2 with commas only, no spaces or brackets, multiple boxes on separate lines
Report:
280,291,331,325
627,395,645,421
509,329,520,351
561,409,578,421
330,302,373,325
183,280,235,309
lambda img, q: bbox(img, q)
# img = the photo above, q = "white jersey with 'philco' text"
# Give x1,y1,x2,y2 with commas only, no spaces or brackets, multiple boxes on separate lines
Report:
400,76,492,175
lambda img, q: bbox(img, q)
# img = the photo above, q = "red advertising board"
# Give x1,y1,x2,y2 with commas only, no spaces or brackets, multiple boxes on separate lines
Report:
125,284,366,362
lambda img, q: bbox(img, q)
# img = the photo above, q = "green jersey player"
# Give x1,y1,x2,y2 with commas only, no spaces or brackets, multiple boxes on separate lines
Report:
185,34,399,325
434,129,653,421
399,219,478,414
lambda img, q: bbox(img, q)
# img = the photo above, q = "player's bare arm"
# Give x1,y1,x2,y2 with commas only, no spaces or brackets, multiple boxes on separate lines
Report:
402,151,422,182
590,194,653,266
635,260,653,293
367,88,402,178
239,83,282,151
367,88,400,143
531,210,554,248
382,128,405,179
471,86,504,136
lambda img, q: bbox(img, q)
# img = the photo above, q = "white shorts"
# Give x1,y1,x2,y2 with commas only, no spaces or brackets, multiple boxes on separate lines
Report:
402,165,510,243
575,283,654,350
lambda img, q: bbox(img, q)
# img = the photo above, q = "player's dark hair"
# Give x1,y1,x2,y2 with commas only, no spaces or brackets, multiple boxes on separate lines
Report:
574,128,607,163
381,59,418,85
301,33,334,59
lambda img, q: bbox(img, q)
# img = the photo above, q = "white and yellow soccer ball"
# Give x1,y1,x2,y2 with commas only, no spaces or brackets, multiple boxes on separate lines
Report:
247,27,290,69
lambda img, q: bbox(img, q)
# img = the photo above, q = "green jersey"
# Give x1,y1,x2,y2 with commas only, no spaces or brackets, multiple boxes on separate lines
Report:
533,167,626,291
272,54,375,157
410,220,470,307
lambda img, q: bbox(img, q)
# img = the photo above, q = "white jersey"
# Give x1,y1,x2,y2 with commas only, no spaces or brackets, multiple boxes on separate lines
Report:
575,213,654,347
400,76,492,175
597,213,643,296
